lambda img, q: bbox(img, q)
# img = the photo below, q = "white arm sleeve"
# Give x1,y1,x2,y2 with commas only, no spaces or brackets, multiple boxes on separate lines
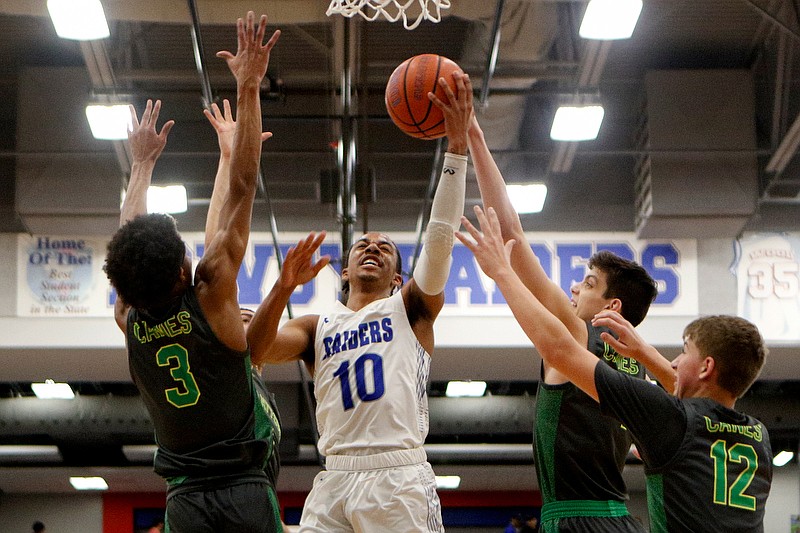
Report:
413,152,467,295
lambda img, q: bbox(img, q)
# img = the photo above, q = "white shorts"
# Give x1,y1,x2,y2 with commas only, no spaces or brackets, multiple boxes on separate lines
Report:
299,448,444,533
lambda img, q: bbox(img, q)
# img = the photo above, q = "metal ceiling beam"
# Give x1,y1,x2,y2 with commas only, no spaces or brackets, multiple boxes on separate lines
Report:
337,18,360,253
546,3,612,176
187,0,214,107
479,0,506,108
79,40,131,177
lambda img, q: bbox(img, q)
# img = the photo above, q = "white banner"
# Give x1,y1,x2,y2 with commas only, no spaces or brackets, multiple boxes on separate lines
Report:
16,231,698,319
17,235,111,317
736,233,800,341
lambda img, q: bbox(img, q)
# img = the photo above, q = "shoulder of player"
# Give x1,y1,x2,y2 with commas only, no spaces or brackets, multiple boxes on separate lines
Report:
401,279,443,323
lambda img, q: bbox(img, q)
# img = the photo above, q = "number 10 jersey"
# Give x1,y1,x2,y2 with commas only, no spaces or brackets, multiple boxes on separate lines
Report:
314,291,431,458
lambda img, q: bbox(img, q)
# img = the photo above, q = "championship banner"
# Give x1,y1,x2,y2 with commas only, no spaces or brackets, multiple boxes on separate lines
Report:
736,233,800,341
17,232,698,318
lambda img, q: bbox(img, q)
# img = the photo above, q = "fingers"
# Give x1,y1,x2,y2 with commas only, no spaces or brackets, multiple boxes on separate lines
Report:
159,120,175,139
438,75,457,105
139,99,153,127
245,11,255,43
311,256,332,276
128,104,140,129
459,213,483,242
223,99,232,120
265,29,281,51
473,204,492,236
461,73,473,109
150,99,162,126
236,16,245,52
600,332,626,352
427,90,445,109
255,14,267,46
592,310,625,329
261,132,272,142
209,102,222,121
454,230,476,252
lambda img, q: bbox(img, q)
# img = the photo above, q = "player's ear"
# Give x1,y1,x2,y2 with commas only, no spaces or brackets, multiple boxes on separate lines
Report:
341,267,349,282
392,272,403,290
179,263,191,283
700,356,715,380
606,298,622,313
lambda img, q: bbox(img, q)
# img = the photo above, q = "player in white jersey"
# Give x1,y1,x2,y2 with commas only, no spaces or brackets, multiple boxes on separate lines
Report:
247,72,474,533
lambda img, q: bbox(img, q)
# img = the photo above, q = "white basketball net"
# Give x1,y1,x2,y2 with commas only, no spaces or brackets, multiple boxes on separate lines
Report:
326,0,451,30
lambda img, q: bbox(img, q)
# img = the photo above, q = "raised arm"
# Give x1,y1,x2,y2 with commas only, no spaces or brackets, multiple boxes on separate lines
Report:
468,117,583,340
115,99,174,331
248,232,330,370
457,206,600,400
592,310,676,394
121,99,174,225
403,72,472,335
203,99,272,249
194,12,280,349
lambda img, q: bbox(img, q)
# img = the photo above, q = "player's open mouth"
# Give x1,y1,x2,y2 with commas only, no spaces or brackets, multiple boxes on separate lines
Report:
361,258,381,267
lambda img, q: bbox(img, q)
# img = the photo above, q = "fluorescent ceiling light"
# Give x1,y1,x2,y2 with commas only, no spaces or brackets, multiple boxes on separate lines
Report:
0,445,62,463
579,0,643,40
550,105,605,142
122,444,158,463
773,450,794,467
31,379,74,400
147,185,188,214
70,476,109,490
47,0,110,40
85,104,131,140
435,475,461,489
506,183,548,214
445,381,487,398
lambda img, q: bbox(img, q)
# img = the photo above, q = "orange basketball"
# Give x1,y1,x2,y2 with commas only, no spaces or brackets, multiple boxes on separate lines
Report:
385,54,463,140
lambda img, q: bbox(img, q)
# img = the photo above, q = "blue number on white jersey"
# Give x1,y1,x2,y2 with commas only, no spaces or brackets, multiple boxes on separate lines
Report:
333,353,385,410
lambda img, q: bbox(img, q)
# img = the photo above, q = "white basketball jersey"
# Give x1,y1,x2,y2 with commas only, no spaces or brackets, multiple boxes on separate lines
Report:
313,291,431,457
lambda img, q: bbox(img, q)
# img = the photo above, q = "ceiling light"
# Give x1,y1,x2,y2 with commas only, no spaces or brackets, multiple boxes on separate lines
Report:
31,379,74,400
70,476,109,490
435,475,461,489
773,450,794,467
445,381,487,397
47,0,110,40
506,184,548,214
147,185,188,214
579,0,643,40
550,105,605,142
0,445,62,463
85,104,131,140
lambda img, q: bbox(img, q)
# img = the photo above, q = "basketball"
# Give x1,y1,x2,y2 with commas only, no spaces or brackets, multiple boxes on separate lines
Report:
385,54,463,140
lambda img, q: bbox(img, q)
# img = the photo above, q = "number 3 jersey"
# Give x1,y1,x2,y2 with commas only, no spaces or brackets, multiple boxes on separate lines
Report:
314,291,431,457
126,286,272,479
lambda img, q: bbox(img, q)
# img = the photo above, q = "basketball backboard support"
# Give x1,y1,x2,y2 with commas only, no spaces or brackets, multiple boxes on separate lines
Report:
326,0,451,30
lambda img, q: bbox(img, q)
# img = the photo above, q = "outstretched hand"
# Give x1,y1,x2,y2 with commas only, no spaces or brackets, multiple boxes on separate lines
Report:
128,99,174,163
216,11,281,87
279,232,331,290
455,205,516,280
428,71,473,154
203,99,272,158
592,310,647,359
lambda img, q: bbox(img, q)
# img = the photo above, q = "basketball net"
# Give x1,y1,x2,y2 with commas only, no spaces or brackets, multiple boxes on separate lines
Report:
326,0,451,30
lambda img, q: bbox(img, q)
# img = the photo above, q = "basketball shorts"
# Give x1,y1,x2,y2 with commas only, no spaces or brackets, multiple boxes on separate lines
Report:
165,480,282,533
299,447,444,533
